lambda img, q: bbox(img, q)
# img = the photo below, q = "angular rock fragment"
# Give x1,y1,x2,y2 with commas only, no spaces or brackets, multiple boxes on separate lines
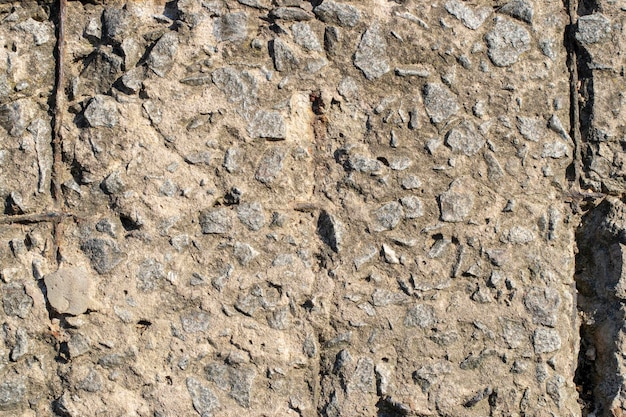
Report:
354,23,389,80
404,304,436,328
517,116,546,142
0,379,25,411
237,202,266,231
200,208,232,234
2,283,33,318
136,258,165,291
445,121,485,156
214,12,248,42
313,1,361,27
234,242,259,266
80,238,124,274
248,110,286,140
271,7,313,21
423,83,459,124
0,98,35,137
186,377,220,416
147,32,178,77
84,95,118,128
576,13,611,45
372,202,404,231
499,0,533,24
212,67,257,105
400,196,424,219
439,180,474,222
255,147,285,184
44,267,95,315
485,17,530,67
103,7,133,44
291,22,321,51
524,287,560,327
206,363,256,408
270,38,299,72
445,0,491,30
533,328,561,354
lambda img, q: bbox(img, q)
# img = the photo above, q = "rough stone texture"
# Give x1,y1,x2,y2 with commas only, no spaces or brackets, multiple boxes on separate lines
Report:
0,0,607,416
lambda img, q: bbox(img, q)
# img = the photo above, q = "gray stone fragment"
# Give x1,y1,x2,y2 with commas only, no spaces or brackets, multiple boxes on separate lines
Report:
186,377,220,417
404,304,436,328
136,259,165,291
542,141,570,159
445,0,491,30
439,180,474,223
67,333,90,358
103,7,133,44
121,38,142,68
291,22,321,51
516,116,546,142
372,289,407,306
504,226,535,244
524,287,560,327
347,154,383,173
205,363,256,408
576,14,611,45
317,211,343,252
354,246,377,270
44,267,94,315
184,151,212,165
354,24,389,80
533,328,561,354
0,98,35,136
389,156,412,171
147,32,178,77
0,379,25,411
271,38,299,72
78,369,103,392
234,242,259,266
255,147,285,184
214,13,248,42
10,327,28,361
229,367,256,408
248,110,286,140
348,358,375,394
238,0,268,9
2,283,33,318
101,171,125,194
546,374,565,406
500,318,526,348
15,18,51,45
314,1,361,27
212,68,257,103
423,83,459,124
499,0,533,24
401,175,421,190
271,7,313,21
181,311,210,333
223,148,242,173
445,121,485,156
80,238,124,274
485,17,530,67
84,95,118,128
400,196,424,219
372,202,404,231
200,209,232,234
237,202,266,231
413,362,451,392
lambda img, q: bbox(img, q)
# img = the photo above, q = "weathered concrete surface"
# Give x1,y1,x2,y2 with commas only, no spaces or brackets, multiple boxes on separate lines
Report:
0,0,609,416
